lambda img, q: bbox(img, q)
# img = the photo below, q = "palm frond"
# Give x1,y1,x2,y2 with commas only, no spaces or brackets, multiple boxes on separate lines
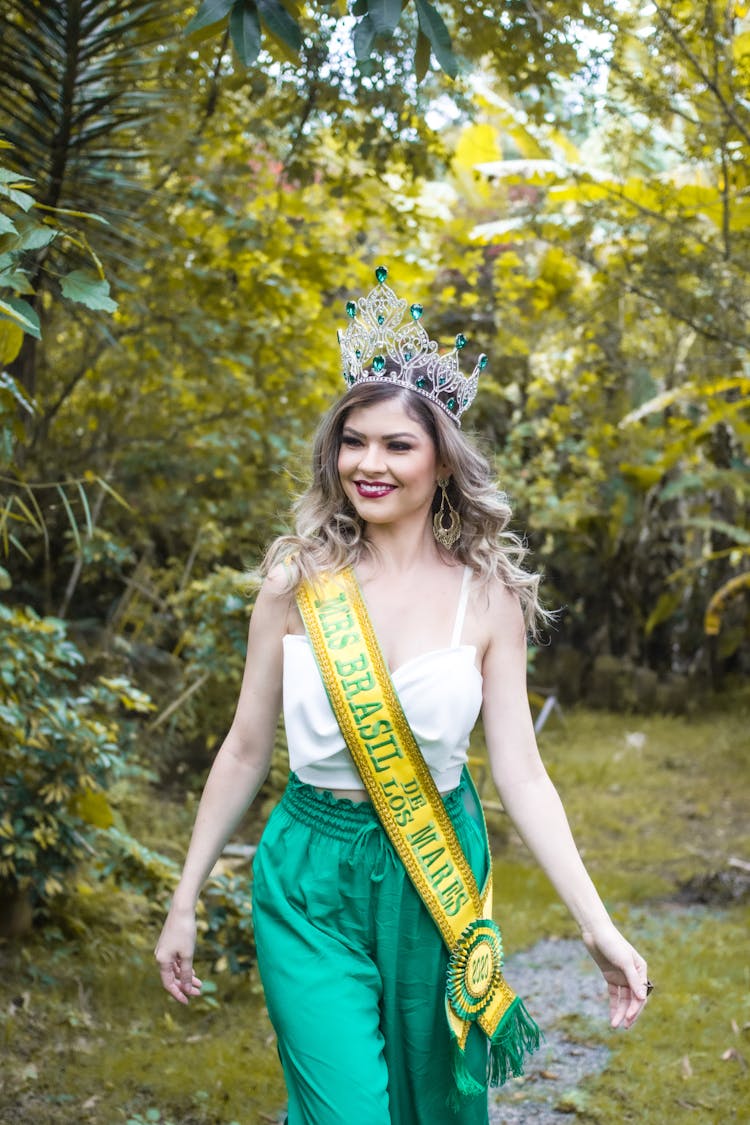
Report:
0,0,174,227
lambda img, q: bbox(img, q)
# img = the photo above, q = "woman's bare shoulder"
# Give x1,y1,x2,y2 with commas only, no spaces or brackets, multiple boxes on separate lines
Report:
470,570,524,618
262,562,293,595
251,564,296,624
470,572,525,652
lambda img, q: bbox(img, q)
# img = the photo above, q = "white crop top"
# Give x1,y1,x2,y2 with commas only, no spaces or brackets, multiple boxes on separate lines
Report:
282,567,483,793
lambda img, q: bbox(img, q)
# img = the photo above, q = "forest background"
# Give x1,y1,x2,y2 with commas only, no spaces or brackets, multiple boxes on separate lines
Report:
1,1,749,1123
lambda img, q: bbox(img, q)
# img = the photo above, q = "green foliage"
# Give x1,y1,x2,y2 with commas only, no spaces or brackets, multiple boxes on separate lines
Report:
97,806,263,975
161,566,253,753
433,7,750,673
187,0,458,76
0,603,152,904
0,142,129,555
182,0,609,93
0,152,115,361
413,0,456,78
199,870,256,973
0,1,172,218
57,270,117,313
126,1112,178,1125
97,826,180,901
0,0,177,438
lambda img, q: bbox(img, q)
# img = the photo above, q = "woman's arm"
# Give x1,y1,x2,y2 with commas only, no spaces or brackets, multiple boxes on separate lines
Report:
480,581,649,1029
154,569,289,1004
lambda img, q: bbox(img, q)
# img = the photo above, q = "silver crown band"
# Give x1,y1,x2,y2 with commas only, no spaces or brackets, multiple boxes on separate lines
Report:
338,266,487,426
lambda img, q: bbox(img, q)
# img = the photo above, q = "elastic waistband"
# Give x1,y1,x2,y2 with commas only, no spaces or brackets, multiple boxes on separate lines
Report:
279,771,468,842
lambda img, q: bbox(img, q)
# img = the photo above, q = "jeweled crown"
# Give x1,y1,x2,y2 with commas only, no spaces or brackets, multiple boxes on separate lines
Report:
338,265,487,426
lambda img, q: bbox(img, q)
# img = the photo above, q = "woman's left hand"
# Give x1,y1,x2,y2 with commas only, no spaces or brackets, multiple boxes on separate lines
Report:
581,923,650,1029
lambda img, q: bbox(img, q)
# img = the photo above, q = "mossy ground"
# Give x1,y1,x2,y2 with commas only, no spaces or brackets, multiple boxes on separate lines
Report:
578,903,750,1123
1,697,749,1123
476,695,750,1123
1,883,286,1124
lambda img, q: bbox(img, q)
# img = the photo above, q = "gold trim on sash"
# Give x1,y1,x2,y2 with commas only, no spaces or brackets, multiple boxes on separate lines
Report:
295,567,538,1071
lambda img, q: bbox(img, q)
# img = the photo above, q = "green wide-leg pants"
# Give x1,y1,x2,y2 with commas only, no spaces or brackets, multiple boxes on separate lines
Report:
252,773,491,1125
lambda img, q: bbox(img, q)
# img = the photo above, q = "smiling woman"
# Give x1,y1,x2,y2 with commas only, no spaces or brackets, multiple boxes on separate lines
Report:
267,376,545,629
155,267,650,1125
338,397,444,524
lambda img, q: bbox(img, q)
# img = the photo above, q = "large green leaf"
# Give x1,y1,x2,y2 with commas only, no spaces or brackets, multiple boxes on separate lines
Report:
414,26,431,82
230,0,262,65
59,269,118,312
185,0,234,36
9,218,57,253
0,169,33,187
0,266,35,294
413,0,456,78
0,296,40,337
257,0,302,52
368,0,403,37
353,13,377,61
0,181,35,212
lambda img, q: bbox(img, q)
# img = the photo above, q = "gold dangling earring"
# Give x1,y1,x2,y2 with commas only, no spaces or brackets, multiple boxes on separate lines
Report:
433,477,461,548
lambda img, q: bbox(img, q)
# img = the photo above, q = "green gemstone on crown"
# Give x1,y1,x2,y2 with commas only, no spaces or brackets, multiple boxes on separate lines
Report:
372,354,386,372
355,348,362,358
346,301,357,318
375,265,388,284
410,304,423,320
416,377,426,389
404,351,412,360
455,333,467,349
447,397,456,410
478,353,488,370
439,375,446,386
377,314,385,325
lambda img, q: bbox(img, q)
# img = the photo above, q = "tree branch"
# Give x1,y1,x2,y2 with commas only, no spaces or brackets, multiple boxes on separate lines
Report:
653,2,750,149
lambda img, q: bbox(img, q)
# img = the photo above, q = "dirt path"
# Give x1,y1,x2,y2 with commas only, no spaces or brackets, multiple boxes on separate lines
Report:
488,938,610,1123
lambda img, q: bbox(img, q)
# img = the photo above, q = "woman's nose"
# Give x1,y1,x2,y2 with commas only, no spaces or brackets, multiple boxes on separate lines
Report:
358,442,386,473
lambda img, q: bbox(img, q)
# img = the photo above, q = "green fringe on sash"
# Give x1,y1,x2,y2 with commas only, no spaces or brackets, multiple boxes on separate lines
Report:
448,997,542,1111
488,996,542,1087
447,1039,487,1113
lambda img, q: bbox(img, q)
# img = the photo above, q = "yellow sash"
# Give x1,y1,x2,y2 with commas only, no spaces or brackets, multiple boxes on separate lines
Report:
296,567,540,1093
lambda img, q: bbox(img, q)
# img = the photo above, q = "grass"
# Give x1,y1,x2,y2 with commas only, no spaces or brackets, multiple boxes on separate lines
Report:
579,903,750,1123
475,695,750,1123
1,888,286,1124
1,696,749,1123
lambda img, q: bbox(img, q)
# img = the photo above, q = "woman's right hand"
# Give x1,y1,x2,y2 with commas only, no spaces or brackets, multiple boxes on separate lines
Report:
155,903,203,1004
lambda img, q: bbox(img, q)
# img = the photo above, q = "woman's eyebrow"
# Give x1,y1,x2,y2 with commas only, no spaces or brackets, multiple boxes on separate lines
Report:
342,426,419,440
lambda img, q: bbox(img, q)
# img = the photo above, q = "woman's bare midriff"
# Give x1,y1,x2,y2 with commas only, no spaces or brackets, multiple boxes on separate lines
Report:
315,786,371,802
315,785,459,803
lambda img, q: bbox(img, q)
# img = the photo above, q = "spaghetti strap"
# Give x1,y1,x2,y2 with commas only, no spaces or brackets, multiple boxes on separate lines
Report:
450,566,472,648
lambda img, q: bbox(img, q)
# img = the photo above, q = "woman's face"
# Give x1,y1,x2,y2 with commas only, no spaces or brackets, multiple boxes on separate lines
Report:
337,397,445,530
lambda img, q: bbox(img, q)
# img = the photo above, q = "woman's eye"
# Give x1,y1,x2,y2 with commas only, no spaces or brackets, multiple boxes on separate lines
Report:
341,435,361,446
389,443,411,452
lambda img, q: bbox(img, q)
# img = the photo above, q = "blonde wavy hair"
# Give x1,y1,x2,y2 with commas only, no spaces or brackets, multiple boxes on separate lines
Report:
262,381,549,634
